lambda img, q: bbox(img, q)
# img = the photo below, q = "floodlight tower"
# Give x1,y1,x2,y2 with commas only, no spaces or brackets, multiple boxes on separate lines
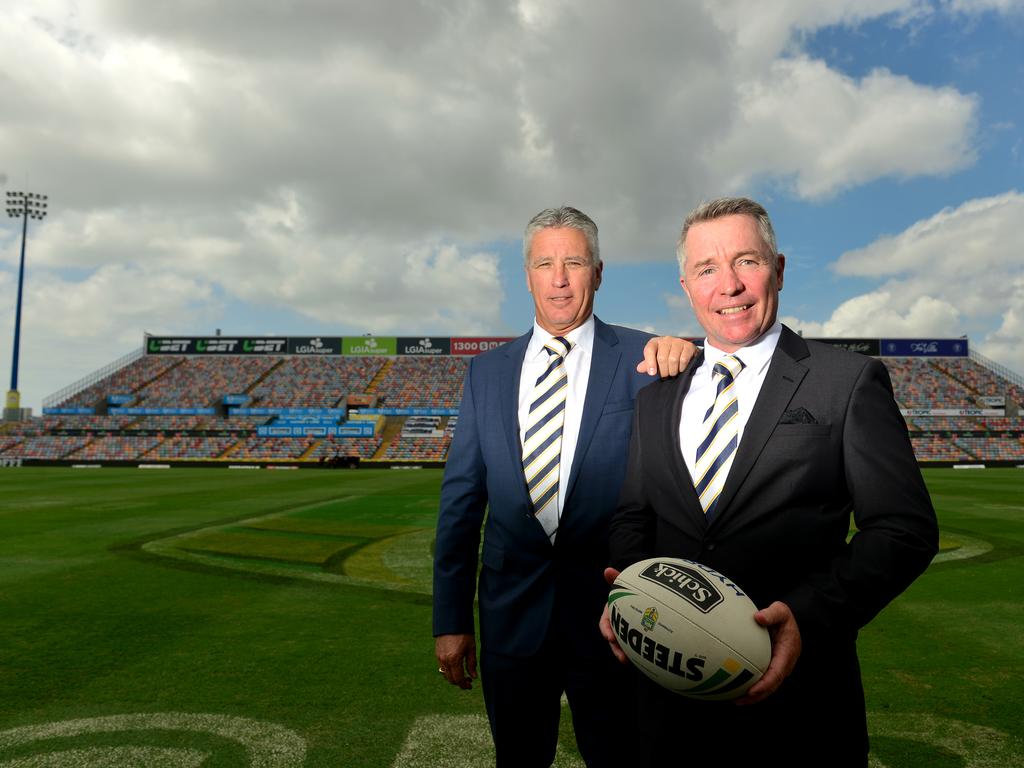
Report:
4,191,47,421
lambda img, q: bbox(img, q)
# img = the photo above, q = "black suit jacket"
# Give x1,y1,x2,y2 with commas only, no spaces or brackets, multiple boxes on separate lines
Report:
609,325,938,762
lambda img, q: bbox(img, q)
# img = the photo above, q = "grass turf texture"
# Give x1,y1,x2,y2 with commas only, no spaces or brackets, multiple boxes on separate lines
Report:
0,467,1020,767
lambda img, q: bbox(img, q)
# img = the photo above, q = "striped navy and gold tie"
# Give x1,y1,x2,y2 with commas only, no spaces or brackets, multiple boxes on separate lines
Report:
522,336,571,542
693,354,745,518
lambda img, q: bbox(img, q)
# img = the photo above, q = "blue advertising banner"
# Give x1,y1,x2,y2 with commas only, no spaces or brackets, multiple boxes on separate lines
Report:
109,407,216,415
231,407,347,417
108,394,134,405
880,339,969,356
43,408,95,415
256,422,375,437
223,394,250,405
359,407,458,416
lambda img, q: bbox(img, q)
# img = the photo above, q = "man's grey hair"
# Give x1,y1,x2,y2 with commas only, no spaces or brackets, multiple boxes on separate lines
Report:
523,206,601,267
676,197,778,275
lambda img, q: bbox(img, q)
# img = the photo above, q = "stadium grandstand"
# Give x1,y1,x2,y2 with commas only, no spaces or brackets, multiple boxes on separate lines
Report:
1,333,1022,468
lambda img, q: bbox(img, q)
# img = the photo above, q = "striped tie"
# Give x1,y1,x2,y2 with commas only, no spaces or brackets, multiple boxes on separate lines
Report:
693,354,745,518
522,336,571,542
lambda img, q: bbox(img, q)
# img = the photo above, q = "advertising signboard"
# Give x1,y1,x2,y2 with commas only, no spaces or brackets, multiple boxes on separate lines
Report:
881,339,968,356
450,337,515,356
817,338,881,356
343,337,397,355
287,337,343,355
398,336,451,355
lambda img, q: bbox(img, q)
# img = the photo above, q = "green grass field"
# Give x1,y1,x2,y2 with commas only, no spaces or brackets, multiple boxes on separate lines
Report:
0,466,1021,767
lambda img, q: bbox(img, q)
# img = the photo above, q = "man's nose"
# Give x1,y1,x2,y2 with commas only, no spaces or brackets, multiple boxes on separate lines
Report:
552,263,569,286
719,266,743,294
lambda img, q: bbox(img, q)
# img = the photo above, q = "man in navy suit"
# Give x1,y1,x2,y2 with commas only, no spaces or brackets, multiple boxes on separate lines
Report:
433,206,694,767
601,197,938,767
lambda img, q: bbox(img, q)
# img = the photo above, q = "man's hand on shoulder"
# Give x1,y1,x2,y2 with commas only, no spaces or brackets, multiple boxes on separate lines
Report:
638,337,697,378
435,633,478,690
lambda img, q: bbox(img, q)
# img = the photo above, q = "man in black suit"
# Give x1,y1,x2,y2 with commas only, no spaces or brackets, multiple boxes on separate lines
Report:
601,197,938,767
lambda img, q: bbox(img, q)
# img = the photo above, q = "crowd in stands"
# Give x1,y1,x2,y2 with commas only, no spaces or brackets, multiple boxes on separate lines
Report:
4,348,1020,466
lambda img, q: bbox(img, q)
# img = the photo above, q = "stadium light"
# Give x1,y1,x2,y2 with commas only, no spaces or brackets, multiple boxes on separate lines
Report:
4,190,48,421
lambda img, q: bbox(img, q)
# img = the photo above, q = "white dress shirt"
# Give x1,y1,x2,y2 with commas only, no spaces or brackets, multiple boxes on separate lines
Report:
518,315,595,515
680,322,782,479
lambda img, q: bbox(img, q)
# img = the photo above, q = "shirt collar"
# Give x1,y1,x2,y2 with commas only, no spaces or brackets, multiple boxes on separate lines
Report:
701,321,782,376
528,315,595,360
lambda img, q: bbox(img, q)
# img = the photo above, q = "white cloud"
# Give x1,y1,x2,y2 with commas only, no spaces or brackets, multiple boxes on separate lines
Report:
0,0,1007,408
708,56,978,199
783,192,1024,374
703,0,929,67
945,0,1024,13
0,263,218,406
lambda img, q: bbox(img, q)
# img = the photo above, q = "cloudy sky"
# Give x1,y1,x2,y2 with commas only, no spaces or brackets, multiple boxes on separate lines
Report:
1,0,1022,412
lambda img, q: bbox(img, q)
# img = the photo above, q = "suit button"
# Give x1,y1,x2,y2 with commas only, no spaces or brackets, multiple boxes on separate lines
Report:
705,542,716,551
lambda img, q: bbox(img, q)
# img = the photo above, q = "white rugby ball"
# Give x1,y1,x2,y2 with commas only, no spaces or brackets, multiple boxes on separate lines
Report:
608,557,770,700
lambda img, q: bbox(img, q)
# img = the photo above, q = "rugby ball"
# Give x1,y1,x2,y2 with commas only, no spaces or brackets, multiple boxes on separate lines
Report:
608,557,770,700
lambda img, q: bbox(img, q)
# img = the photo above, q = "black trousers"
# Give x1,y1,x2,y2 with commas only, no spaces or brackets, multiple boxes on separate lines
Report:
480,625,636,768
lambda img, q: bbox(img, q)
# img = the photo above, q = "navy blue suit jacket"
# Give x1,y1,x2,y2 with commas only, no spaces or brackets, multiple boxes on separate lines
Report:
433,317,654,658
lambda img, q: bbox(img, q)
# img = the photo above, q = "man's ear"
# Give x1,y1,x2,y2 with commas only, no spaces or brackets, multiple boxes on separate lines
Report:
679,275,694,307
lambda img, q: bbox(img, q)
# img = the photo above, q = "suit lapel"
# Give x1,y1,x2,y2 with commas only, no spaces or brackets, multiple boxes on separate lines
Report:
711,326,809,527
499,331,531,504
665,353,708,529
564,317,618,503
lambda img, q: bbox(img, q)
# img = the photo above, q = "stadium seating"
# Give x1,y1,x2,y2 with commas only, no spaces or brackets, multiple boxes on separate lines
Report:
306,436,383,461
882,358,979,409
227,436,319,460
18,344,1022,466
145,436,241,461
135,357,280,407
249,357,385,408
4,436,91,460
60,355,180,409
373,358,467,408
934,358,1024,407
954,436,1024,461
69,436,164,461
